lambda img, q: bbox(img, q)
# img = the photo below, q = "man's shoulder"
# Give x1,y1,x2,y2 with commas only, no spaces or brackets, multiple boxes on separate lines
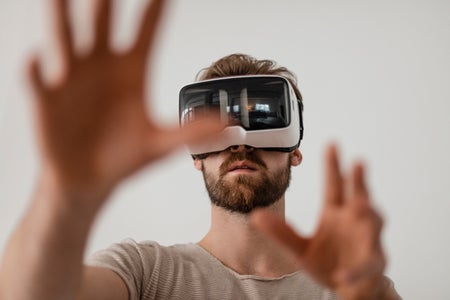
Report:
87,239,208,267
116,239,202,257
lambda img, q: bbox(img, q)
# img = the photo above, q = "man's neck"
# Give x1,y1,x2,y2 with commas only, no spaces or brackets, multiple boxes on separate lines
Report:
198,199,300,278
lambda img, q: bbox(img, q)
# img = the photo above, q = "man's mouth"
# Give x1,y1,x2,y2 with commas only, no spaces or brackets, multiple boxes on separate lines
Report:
227,161,258,173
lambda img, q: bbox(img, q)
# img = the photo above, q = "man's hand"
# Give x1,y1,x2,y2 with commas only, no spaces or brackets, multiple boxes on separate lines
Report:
28,0,222,202
251,145,394,300
0,1,223,299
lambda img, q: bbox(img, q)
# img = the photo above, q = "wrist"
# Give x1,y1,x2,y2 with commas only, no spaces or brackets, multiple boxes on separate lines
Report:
34,167,113,220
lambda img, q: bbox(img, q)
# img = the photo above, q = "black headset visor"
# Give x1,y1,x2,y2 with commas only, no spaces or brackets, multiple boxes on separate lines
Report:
179,76,292,130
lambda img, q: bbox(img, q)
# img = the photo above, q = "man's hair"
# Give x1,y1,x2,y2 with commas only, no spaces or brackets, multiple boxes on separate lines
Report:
196,53,303,110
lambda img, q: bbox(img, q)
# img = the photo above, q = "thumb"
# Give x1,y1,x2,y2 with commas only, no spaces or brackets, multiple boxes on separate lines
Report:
250,209,309,259
178,117,226,146
149,117,225,158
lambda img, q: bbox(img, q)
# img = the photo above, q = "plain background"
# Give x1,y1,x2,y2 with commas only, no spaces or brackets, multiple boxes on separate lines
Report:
1,0,449,299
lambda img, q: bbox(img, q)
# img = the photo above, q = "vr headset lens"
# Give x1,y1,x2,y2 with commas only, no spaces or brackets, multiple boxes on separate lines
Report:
179,77,291,130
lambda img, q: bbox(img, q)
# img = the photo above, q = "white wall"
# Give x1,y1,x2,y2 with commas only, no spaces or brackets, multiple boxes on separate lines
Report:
1,0,449,299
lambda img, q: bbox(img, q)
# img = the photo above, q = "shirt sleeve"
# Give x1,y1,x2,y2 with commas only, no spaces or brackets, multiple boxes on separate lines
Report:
85,239,148,300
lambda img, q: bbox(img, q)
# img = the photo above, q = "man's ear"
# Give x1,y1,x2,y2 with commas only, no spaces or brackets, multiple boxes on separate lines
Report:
193,157,203,171
290,148,302,166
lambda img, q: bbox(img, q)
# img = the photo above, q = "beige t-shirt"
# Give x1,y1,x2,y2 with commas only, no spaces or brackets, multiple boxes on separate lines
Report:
87,239,338,300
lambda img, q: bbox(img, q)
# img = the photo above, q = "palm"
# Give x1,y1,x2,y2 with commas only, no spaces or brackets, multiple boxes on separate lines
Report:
302,203,384,290
35,54,147,185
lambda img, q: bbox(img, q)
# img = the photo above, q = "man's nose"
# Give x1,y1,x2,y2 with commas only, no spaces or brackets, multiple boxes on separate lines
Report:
229,145,254,153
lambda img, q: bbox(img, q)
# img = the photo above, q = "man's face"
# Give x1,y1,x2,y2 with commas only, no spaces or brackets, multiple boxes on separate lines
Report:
195,146,301,214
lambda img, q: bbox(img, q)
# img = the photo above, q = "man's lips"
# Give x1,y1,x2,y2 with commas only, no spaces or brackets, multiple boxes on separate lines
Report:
226,161,259,173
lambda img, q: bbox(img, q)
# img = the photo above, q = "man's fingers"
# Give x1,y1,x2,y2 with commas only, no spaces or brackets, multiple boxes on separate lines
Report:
324,144,344,206
92,0,112,53
351,163,385,249
144,117,225,160
352,163,369,200
177,118,225,146
52,0,75,65
349,163,371,212
364,208,384,248
132,0,166,58
28,56,46,97
250,210,308,259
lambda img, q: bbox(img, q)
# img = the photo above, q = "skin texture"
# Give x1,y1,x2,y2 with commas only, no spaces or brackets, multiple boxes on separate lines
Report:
0,0,400,299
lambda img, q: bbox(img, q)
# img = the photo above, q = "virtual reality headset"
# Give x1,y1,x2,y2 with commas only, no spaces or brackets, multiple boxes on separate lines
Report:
179,75,304,156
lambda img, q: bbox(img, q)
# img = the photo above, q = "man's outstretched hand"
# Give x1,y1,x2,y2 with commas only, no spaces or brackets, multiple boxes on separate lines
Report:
2,1,220,300
28,0,222,201
251,145,396,300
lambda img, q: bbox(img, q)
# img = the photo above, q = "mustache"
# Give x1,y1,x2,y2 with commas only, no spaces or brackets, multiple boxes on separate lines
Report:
219,151,267,176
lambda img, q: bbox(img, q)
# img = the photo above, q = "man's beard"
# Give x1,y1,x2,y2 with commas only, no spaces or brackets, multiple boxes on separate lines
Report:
201,151,292,214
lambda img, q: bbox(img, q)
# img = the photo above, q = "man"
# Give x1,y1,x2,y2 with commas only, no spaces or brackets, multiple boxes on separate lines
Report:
0,0,400,299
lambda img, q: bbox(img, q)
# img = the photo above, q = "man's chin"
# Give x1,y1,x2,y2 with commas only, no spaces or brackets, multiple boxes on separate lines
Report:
212,195,281,215
213,202,257,214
